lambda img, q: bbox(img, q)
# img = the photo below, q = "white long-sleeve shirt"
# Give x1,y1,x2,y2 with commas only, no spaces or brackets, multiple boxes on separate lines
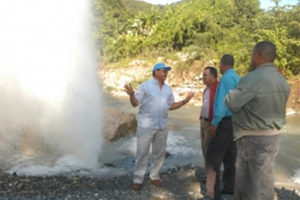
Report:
135,78,174,129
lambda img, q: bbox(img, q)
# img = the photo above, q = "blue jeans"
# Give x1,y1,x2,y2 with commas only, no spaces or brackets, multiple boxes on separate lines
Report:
235,135,281,200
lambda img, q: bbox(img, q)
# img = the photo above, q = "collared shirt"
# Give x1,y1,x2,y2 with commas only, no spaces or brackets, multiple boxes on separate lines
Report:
201,87,210,119
211,68,240,126
135,78,174,129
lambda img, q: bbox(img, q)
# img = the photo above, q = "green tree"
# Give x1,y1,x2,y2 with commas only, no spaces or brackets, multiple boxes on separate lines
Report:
93,0,300,77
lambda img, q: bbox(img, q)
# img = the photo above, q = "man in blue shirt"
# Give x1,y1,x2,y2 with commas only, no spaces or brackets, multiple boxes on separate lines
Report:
205,54,240,200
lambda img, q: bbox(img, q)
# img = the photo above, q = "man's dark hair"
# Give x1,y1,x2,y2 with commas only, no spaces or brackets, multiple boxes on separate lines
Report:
220,54,234,67
204,66,218,78
253,41,276,62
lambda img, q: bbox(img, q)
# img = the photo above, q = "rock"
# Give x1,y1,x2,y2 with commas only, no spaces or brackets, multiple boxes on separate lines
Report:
0,165,298,200
157,57,164,62
16,182,24,190
103,163,115,168
166,59,173,65
100,61,300,115
165,152,172,158
102,107,137,141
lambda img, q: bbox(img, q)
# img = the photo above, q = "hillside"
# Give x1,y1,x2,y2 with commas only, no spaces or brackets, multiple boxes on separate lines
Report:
93,0,300,78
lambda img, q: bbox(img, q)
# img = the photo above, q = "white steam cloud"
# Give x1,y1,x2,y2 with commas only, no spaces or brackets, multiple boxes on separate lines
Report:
0,0,102,175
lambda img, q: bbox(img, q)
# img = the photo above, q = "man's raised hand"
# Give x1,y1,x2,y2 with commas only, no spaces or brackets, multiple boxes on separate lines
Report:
124,83,135,96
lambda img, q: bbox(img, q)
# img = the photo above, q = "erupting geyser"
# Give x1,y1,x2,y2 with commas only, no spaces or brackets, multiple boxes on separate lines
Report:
0,0,102,175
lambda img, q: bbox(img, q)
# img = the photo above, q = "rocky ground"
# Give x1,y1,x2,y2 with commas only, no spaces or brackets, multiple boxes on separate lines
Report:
0,165,299,200
99,60,300,113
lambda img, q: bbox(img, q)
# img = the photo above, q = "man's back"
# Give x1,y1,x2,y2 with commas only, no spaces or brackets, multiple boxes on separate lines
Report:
229,64,290,138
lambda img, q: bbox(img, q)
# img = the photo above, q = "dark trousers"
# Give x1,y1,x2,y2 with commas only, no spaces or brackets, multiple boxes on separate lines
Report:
206,117,236,200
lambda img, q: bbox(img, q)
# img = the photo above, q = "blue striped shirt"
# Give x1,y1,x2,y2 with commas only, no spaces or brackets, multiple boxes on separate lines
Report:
211,68,240,126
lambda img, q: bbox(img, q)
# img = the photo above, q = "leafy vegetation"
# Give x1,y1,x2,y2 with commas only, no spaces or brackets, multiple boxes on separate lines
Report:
92,0,300,78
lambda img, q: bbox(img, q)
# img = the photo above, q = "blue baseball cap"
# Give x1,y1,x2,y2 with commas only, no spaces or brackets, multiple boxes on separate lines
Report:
152,62,172,72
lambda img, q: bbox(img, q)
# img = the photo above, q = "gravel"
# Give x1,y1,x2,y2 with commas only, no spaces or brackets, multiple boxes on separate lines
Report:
0,165,299,200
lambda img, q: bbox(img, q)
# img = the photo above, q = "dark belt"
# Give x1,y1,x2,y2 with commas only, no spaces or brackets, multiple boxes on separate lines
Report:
222,116,232,120
203,118,209,121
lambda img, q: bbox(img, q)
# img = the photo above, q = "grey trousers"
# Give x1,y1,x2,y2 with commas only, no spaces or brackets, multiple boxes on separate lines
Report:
200,119,210,169
133,127,168,184
235,135,281,200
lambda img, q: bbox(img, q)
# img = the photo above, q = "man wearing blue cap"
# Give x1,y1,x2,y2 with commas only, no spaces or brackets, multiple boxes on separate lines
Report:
124,62,194,191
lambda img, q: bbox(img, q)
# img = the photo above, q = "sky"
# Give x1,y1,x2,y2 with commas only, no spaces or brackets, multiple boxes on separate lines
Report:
142,0,298,9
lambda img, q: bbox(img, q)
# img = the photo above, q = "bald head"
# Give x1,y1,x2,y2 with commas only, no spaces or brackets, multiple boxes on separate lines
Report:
220,54,234,67
253,41,276,62
219,54,234,74
251,41,276,69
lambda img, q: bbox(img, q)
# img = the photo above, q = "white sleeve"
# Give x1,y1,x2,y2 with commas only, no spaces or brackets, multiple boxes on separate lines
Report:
168,88,175,106
134,83,145,104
